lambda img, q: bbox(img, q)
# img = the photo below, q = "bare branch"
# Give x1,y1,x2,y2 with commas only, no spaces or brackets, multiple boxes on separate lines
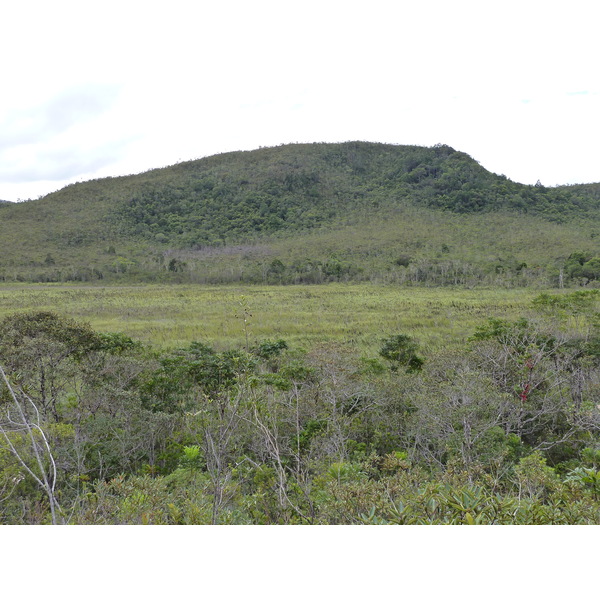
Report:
0,363,62,524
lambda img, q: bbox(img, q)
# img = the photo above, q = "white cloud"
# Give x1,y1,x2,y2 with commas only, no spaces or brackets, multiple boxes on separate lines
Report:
0,0,598,200
0,85,122,150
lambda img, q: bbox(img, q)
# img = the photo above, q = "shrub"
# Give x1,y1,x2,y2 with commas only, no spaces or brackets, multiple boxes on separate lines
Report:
379,334,424,372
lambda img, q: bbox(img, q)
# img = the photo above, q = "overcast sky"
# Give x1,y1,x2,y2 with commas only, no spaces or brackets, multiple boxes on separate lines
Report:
1,0,598,201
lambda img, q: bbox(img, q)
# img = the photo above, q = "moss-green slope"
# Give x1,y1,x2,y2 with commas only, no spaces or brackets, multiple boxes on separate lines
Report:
1,141,599,284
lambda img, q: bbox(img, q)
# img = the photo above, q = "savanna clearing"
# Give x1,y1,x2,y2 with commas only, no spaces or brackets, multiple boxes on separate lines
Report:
0,283,536,351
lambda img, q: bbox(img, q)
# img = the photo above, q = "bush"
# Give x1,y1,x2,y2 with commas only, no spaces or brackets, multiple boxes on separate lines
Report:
379,334,424,372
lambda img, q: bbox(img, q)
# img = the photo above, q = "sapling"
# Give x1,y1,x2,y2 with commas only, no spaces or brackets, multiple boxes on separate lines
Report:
0,364,62,524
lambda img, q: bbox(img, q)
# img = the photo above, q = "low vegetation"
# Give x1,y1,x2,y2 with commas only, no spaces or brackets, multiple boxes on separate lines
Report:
0,285,599,524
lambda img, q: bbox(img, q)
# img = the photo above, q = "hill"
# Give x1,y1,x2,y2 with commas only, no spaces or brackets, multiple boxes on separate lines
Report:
1,141,600,286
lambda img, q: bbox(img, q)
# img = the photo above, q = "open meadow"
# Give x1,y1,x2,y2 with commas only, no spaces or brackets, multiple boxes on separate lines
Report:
0,283,538,353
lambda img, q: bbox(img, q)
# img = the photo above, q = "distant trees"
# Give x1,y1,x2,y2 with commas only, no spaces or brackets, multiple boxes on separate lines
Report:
563,251,600,283
2,142,600,285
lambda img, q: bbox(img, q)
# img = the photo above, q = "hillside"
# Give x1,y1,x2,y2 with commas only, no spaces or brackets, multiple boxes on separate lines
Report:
1,141,600,285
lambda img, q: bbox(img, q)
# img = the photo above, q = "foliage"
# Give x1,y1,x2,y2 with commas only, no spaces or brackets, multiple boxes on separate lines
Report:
378,334,424,372
565,467,600,498
2,142,600,285
0,287,599,524
253,339,288,361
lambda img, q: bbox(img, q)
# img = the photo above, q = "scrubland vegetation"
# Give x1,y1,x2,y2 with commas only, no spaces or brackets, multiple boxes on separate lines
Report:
2,142,600,524
1,284,600,524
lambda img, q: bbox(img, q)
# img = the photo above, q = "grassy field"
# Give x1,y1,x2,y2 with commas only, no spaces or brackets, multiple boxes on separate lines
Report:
0,283,539,354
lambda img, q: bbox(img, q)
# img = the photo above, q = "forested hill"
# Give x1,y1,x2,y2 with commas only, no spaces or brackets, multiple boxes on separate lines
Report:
100,142,600,246
2,141,600,285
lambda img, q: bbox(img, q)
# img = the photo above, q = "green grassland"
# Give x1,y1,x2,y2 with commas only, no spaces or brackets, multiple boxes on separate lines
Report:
0,282,536,351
